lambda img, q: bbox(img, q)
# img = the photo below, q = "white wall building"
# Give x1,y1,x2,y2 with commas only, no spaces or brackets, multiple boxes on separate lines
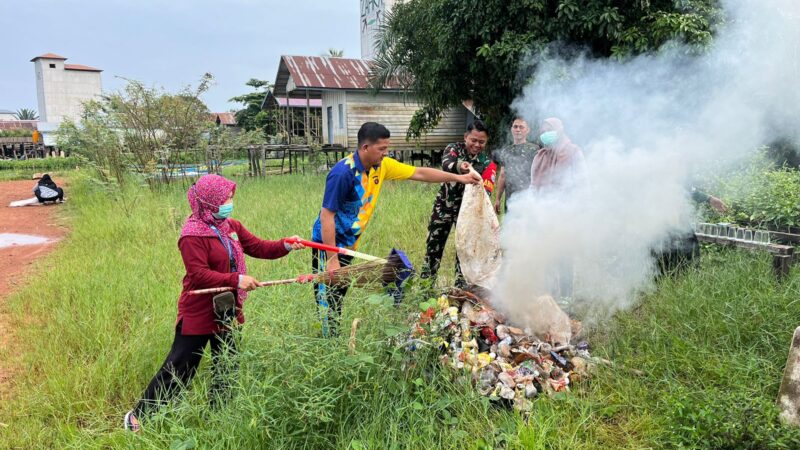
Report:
31,53,102,124
360,0,402,60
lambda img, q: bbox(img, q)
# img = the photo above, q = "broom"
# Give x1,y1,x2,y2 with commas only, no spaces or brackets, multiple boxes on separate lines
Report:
188,247,413,295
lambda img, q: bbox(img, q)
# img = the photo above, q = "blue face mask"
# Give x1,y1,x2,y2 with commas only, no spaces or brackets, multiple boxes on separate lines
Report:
540,131,558,147
214,202,234,219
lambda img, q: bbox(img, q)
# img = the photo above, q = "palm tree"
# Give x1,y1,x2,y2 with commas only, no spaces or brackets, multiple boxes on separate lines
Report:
325,48,344,58
368,10,413,92
15,108,38,120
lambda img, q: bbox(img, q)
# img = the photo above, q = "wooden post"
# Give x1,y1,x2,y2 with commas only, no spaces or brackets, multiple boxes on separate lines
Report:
286,106,291,145
305,89,310,145
247,147,254,176
259,146,265,177
774,255,793,280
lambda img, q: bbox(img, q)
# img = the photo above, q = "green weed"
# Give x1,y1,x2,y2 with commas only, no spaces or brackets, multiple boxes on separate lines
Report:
2,173,800,449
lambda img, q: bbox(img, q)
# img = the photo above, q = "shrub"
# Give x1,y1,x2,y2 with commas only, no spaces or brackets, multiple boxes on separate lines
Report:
700,150,800,229
0,129,34,138
0,156,82,171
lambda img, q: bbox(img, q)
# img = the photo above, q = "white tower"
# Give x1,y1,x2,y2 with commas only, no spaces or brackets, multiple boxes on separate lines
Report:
360,0,401,60
32,53,102,124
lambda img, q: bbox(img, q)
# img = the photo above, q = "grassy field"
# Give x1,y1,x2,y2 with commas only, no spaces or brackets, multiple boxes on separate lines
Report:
2,171,800,449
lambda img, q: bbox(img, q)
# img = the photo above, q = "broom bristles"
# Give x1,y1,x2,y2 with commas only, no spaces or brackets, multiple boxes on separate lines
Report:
317,254,411,287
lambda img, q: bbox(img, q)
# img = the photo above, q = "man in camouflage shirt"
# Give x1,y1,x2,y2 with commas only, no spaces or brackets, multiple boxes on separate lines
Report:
493,117,539,214
422,120,493,287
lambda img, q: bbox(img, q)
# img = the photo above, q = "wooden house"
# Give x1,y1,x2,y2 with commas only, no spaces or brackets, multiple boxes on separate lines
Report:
209,112,240,130
272,55,470,158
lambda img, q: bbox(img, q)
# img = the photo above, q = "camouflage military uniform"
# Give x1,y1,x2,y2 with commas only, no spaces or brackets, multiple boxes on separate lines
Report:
493,142,539,212
422,142,492,286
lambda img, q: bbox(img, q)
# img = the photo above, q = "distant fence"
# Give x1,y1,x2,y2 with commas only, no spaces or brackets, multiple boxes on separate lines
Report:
245,144,348,176
244,144,443,176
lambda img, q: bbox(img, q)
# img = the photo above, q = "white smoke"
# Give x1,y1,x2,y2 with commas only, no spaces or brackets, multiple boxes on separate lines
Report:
496,0,800,325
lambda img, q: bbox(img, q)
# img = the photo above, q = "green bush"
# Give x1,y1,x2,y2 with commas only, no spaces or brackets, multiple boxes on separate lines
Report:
0,129,33,138
701,151,800,229
0,156,82,172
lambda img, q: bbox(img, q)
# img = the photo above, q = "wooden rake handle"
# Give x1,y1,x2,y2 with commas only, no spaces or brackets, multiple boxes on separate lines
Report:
187,274,318,295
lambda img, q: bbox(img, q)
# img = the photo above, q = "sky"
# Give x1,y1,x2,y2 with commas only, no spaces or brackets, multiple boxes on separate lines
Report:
0,0,362,113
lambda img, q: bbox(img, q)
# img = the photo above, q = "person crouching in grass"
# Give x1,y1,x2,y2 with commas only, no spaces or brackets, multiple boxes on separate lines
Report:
124,174,306,432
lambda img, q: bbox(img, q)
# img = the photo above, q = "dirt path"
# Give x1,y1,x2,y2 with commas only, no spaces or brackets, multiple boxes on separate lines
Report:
0,179,68,399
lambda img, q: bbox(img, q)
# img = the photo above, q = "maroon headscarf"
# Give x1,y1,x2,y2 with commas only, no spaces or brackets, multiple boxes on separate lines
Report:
180,174,248,298
531,118,586,190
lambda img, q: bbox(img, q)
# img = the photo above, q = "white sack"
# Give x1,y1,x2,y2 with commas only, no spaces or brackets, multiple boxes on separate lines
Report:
456,176,502,290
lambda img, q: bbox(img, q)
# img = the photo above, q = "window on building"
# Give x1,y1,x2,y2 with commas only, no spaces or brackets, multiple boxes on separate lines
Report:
49,63,56,68
338,104,344,129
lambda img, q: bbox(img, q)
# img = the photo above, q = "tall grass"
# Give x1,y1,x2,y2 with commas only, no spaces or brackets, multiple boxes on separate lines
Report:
2,172,800,448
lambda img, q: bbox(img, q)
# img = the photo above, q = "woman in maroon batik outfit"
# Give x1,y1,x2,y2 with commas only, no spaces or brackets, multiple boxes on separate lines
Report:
124,174,304,432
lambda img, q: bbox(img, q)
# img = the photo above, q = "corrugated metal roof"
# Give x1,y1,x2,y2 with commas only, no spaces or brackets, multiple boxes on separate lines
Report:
64,63,102,72
211,113,237,126
274,55,402,97
30,53,67,61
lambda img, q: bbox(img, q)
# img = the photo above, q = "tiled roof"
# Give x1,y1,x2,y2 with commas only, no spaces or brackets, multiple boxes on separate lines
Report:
64,64,102,72
211,112,237,126
0,120,37,130
30,53,67,61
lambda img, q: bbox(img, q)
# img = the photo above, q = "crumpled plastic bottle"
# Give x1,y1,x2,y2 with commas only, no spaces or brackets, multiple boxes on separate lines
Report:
500,386,516,400
479,368,497,389
525,383,538,398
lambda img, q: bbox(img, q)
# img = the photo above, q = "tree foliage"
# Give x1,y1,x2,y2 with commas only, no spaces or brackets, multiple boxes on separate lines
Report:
15,108,38,120
230,78,272,133
57,75,224,187
371,0,722,137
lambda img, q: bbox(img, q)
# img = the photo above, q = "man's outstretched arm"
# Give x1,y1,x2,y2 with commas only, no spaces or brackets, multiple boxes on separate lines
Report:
410,167,481,184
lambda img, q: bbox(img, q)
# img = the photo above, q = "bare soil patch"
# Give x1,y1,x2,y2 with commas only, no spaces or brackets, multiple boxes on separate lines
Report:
0,179,68,399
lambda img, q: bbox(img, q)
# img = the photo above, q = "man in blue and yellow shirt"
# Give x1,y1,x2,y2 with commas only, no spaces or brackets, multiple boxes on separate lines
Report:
311,122,481,336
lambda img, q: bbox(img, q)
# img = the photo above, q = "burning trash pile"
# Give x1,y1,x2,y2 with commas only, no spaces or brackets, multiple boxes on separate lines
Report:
403,290,595,411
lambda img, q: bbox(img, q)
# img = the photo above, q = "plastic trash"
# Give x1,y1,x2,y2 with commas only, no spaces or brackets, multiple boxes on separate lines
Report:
550,350,570,369
401,290,594,411
498,372,516,388
500,386,516,400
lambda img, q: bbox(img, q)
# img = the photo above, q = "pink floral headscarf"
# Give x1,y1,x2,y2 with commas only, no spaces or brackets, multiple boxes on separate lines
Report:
180,174,248,298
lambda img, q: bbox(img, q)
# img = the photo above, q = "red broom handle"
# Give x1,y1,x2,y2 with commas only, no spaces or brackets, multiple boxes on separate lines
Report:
285,237,386,263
